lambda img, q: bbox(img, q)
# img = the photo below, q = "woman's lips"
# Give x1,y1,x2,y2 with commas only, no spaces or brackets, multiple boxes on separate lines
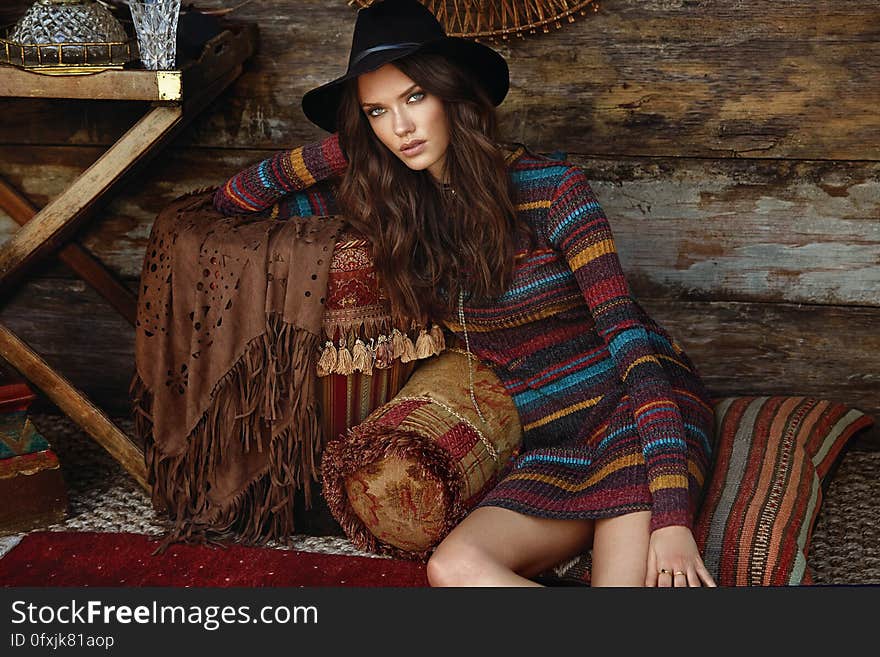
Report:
401,140,426,157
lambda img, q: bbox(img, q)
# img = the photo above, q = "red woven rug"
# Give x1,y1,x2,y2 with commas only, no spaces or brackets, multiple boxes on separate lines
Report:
0,532,428,587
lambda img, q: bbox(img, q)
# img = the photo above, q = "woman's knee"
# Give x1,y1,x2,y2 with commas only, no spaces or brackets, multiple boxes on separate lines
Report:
426,540,495,587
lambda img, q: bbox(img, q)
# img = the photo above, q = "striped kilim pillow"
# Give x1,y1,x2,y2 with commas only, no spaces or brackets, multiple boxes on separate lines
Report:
692,396,873,586
538,396,874,586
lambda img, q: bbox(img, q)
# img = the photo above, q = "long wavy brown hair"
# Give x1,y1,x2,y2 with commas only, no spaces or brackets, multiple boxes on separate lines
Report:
335,52,536,327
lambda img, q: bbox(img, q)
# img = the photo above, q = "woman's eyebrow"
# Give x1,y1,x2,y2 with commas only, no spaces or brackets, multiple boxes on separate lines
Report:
361,84,421,108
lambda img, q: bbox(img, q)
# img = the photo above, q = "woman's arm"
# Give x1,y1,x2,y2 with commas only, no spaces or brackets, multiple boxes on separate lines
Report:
545,166,693,533
213,132,349,215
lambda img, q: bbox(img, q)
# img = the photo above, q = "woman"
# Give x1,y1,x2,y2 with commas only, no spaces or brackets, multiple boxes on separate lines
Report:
214,0,717,587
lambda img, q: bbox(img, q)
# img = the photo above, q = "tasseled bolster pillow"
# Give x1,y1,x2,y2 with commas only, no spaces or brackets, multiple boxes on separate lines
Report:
307,230,446,536
321,348,523,560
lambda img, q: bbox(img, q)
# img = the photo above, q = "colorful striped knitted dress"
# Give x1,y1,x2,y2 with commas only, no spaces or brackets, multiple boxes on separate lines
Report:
214,134,715,532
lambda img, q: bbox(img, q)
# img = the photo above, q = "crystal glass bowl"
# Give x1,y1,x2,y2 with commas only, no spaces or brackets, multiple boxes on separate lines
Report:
2,0,137,72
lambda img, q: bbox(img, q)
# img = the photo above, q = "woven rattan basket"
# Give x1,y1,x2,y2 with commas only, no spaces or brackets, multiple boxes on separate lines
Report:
348,0,600,40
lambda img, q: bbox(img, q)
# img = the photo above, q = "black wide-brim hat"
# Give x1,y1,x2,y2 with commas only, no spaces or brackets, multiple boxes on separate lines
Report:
302,0,509,133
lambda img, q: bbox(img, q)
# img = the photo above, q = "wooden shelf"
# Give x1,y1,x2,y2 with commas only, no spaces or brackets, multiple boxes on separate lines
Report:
0,23,257,103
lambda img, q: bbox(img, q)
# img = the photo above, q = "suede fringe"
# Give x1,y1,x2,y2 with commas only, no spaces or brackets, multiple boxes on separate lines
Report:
130,313,323,553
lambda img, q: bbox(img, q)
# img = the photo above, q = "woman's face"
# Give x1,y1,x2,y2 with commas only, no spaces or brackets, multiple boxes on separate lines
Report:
357,63,450,182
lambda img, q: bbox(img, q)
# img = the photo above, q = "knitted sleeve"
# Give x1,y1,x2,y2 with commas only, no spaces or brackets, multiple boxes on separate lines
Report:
545,165,692,532
212,132,348,216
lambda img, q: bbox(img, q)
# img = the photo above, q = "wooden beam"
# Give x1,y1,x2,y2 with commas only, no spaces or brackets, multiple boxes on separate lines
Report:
0,176,136,325
3,3,879,160
5,147,877,308
4,277,877,450
0,104,183,287
0,321,148,491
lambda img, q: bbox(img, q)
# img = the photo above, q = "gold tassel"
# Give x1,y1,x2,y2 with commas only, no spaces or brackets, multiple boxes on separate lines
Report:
390,328,406,359
374,334,393,369
335,337,354,375
316,340,337,376
400,331,417,363
363,340,375,376
429,323,445,355
351,338,372,376
415,328,435,359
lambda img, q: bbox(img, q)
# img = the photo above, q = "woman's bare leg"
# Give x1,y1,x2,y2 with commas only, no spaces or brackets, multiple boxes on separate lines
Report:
426,506,594,587
589,510,652,587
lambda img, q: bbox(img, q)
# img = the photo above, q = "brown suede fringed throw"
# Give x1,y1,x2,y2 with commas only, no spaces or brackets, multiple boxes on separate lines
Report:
129,188,345,551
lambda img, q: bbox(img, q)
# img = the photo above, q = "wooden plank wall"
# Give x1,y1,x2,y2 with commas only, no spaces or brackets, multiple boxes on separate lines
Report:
1,1,877,447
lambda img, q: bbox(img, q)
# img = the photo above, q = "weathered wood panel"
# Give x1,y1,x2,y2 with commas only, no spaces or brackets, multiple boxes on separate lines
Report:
640,297,880,415
2,145,876,306
0,175,138,325
0,1,876,456
0,278,136,418
0,143,224,284
1,278,875,446
1,1,878,160
586,157,880,307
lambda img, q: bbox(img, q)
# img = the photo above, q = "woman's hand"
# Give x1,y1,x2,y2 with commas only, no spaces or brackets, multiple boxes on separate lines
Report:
645,525,717,587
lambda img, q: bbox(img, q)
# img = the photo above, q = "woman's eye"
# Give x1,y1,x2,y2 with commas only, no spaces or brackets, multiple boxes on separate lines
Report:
365,93,422,117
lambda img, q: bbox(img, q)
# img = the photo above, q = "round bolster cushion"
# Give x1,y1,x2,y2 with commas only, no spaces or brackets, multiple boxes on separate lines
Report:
320,348,523,561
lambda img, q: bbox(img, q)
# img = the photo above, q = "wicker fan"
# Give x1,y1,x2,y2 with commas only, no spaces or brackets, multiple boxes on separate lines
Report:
348,0,601,40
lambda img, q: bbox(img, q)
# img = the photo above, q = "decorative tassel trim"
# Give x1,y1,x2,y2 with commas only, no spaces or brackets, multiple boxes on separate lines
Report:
351,338,373,376
429,323,445,355
414,329,434,359
390,328,406,359
399,332,417,363
316,340,337,377
335,338,354,375
373,334,392,369
316,324,445,376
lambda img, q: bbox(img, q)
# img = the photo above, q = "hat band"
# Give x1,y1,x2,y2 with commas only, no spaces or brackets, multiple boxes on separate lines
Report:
349,42,423,68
